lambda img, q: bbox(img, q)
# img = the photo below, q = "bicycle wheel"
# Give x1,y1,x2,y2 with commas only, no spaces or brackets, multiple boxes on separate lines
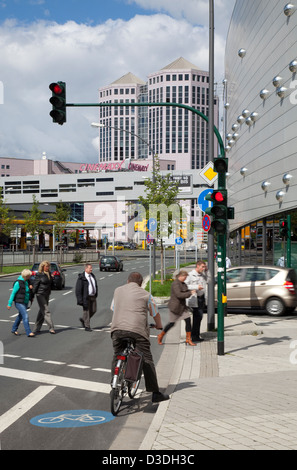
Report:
110,388,122,416
110,361,125,416
128,378,140,399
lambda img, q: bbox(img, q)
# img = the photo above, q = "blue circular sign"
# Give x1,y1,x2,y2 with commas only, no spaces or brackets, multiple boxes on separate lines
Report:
198,189,214,212
147,218,157,232
175,237,183,245
30,410,115,428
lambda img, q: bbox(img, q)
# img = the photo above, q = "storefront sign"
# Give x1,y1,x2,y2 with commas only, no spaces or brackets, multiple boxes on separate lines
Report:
79,161,149,173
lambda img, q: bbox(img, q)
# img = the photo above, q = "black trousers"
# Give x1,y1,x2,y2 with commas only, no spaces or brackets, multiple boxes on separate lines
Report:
111,330,159,393
191,295,205,339
164,316,191,334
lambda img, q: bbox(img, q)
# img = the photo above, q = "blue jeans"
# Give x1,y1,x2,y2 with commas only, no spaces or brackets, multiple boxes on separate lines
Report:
12,303,32,336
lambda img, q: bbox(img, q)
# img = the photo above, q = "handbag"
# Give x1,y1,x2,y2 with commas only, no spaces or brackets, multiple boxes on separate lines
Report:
124,349,143,382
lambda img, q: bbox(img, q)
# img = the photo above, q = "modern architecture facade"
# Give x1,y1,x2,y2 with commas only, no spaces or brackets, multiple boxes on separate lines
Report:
98,58,219,171
225,0,297,265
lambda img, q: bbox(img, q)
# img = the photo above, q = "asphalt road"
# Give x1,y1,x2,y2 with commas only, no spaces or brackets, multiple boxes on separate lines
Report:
0,257,178,450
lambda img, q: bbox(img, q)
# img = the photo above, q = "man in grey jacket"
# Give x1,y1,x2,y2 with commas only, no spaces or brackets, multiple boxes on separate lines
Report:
185,260,207,342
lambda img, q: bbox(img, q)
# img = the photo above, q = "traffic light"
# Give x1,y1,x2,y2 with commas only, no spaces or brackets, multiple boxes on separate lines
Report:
49,81,66,125
205,190,228,234
214,156,228,174
279,219,288,238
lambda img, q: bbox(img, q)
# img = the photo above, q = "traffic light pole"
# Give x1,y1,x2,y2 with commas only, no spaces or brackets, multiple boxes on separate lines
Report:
65,99,226,353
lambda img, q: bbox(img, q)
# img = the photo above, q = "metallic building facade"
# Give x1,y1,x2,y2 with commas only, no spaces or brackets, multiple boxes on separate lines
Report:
225,0,297,234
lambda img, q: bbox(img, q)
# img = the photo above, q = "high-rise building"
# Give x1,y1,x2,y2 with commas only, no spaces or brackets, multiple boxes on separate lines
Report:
98,57,219,171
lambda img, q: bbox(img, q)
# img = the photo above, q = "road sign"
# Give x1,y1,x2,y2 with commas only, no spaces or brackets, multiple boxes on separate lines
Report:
198,189,214,212
147,234,154,244
202,214,211,232
200,162,218,186
147,218,157,232
175,237,183,245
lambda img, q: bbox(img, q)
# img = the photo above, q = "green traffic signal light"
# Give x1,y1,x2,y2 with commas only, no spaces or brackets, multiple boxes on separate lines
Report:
205,190,228,234
49,81,66,125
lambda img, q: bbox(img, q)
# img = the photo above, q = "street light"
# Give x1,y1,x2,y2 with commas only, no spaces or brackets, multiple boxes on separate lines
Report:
91,122,157,275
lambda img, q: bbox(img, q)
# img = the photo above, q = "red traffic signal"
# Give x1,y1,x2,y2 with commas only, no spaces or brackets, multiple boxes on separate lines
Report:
49,83,63,95
49,81,66,125
205,190,228,234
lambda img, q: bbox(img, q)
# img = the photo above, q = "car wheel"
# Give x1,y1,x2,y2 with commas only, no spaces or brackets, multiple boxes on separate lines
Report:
265,297,285,316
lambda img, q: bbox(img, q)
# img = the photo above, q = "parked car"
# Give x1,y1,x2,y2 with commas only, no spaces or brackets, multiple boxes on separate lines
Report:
108,243,124,250
123,242,136,249
99,255,123,272
30,262,66,290
216,266,297,316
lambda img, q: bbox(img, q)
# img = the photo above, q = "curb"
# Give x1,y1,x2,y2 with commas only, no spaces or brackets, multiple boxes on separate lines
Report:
139,323,185,451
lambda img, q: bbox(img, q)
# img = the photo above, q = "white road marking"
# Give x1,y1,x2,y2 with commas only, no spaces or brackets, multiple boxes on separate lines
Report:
22,357,43,362
62,290,72,296
68,364,90,369
0,385,55,434
0,367,110,394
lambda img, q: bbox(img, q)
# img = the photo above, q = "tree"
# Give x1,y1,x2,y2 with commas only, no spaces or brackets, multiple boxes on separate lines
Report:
23,195,43,263
54,201,71,244
0,188,14,239
0,188,14,271
138,155,181,283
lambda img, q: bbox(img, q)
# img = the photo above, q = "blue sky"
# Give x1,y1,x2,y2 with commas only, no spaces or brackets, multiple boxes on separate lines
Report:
0,0,235,162
0,0,157,24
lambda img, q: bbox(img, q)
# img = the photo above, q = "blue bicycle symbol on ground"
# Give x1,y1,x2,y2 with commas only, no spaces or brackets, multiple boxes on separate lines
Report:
30,410,115,428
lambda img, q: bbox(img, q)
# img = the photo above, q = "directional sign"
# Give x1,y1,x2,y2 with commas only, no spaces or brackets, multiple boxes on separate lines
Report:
198,189,214,213
147,218,157,232
202,214,211,232
175,237,183,245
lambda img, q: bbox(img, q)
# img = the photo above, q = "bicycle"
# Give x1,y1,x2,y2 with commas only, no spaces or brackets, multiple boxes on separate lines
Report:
110,337,142,416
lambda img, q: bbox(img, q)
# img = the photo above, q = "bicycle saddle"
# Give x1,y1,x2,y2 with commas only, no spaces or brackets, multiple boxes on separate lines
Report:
121,337,136,346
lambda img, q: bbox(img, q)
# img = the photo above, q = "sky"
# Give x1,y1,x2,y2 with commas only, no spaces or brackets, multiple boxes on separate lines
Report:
0,0,236,163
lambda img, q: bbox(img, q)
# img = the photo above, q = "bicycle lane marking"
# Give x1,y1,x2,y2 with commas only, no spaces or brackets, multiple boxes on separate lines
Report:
0,385,55,434
30,410,114,428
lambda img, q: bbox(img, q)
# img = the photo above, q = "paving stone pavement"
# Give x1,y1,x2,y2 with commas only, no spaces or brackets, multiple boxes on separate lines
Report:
140,312,297,450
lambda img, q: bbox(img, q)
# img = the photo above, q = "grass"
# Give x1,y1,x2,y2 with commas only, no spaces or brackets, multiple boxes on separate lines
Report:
0,265,29,274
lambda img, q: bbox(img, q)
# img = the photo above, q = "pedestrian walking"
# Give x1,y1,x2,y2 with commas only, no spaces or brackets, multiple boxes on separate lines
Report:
185,260,208,342
158,270,196,346
32,260,55,334
7,269,35,337
75,263,98,331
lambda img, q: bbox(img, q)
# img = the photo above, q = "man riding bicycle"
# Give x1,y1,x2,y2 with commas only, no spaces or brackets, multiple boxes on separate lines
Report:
110,272,169,403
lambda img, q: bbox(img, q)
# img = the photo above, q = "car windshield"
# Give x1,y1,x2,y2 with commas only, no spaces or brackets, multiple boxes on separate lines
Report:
102,257,115,262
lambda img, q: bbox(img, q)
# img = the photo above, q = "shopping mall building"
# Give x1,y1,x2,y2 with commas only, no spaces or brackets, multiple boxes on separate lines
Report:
225,0,297,267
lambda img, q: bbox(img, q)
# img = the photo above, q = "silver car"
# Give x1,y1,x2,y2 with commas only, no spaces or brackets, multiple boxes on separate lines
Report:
216,266,297,316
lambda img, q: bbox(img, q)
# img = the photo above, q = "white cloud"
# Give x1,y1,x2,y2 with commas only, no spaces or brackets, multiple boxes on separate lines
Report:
0,4,235,162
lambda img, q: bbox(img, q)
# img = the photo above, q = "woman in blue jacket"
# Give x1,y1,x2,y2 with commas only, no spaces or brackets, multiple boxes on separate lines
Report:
7,269,35,337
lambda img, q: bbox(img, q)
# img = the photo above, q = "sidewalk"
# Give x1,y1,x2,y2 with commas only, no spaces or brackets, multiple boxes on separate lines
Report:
140,312,297,450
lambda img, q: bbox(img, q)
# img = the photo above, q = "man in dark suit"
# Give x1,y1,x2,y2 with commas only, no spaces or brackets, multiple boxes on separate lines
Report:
75,263,98,331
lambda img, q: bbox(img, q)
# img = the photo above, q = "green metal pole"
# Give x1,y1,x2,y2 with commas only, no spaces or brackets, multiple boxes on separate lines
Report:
66,99,227,352
217,233,225,356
